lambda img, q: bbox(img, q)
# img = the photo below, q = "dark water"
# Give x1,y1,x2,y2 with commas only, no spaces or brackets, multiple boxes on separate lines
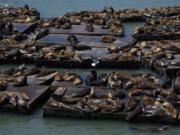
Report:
0,0,180,134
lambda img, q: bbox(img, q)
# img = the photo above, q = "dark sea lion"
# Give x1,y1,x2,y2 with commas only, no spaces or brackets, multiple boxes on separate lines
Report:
124,97,140,112
86,70,97,84
12,33,27,41
67,34,79,45
76,100,85,110
85,23,94,32
73,45,91,50
0,80,7,91
134,80,157,89
13,75,27,87
71,88,90,97
130,125,169,132
0,92,8,106
108,90,126,99
125,103,142,121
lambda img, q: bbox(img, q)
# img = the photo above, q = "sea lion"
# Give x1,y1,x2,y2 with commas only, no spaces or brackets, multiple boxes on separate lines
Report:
99,102,119,113
12,33,27,41
25,68,41,76
108,46,119,53
128,89,144,97
0,80,7,91
101,35,116,43
124,97,140,112
86,70,97,83
108,90,126,99
109,24,123,36
125,103,142,121
65,74,77,81
73,77,83,85
130,125,169,132
13,76,27,87
0,91,30,108
61,22,71,29
67,34,79,45
85,23,94,32
73,54,82,63
72,45,91,51
37,69,55,77
87,99,100,112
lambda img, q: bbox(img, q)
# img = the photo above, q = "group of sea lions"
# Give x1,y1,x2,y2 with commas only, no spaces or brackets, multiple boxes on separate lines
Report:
47,71,180,123
0,4,40,23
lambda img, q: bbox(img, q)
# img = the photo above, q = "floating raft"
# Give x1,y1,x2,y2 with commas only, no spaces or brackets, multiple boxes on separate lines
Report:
43,86,180,125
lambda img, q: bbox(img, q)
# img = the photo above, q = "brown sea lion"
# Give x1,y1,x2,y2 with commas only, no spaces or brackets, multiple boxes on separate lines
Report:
99,104,119,113
109,24,123,36
0,91,30,108
87,99,100,112
101,35,116,43
73,77,83,85
108,46,119,53
37,69,55,77
13,76,27,87
128,89,144,97
61,22,71,29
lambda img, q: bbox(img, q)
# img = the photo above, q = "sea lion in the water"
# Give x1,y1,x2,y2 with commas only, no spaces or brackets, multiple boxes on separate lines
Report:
13,76,27,87
130,125,169,132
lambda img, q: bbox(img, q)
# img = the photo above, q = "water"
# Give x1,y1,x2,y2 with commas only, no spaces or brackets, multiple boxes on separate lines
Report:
0,0,180,134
